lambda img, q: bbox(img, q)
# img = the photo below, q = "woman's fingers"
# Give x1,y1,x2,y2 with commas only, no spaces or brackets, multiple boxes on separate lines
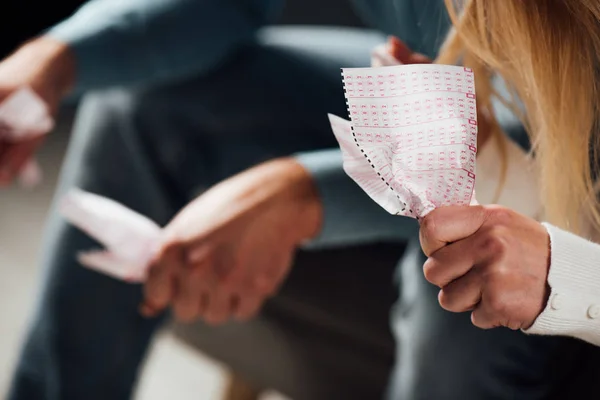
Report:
423,233,484,288
420,205,487,256
438,268,483,313
471,302,501,330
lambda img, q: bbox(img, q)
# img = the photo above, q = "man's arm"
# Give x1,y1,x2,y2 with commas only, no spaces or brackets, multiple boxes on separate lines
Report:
47,0,284,92
296,149,418,248
141,153,412,323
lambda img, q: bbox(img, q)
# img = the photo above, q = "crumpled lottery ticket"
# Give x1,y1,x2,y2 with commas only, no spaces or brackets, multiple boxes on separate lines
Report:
329,64,478,218
60,189,163,283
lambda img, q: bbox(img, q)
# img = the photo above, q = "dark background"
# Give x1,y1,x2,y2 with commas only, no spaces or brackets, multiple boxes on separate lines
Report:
1,1,84,57
0,0,363,58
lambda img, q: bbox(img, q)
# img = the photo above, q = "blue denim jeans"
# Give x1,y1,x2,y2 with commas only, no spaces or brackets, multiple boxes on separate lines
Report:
9,26,586,400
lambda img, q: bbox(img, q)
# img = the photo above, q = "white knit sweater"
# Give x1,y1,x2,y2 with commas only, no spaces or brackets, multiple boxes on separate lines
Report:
370,46,600,344
525,225,600,345
478,135,600,346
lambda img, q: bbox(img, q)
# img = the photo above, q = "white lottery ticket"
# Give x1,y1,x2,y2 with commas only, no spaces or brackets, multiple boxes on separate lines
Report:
329,64,478,218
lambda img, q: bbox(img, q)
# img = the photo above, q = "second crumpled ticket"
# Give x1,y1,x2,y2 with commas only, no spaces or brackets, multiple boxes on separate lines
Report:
60,189,163,283
329,64,478,218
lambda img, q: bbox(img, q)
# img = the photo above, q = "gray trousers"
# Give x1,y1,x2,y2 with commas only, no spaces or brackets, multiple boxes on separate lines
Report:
9,27,590,400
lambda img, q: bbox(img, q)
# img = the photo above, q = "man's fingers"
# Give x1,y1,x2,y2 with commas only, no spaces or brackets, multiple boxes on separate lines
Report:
0,137,44,185
139,303,158,318
143,244,181,315
204,287,233,326
254,252,293,296
0,141,15,184
198,289,210,316
387,36,432,63
234,294,263,321
172,267,205,322
389,36,413,63
438,268,483,313
191,277,217,321
185,243,212,266
208,242,237,283
419,205,488,256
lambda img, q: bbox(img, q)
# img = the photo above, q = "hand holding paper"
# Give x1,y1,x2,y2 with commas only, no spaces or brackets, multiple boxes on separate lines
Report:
60,159,320,324
329,64,478,219
0,87,54,187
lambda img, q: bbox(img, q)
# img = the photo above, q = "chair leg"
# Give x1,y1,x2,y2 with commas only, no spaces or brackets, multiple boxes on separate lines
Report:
222,371,263,400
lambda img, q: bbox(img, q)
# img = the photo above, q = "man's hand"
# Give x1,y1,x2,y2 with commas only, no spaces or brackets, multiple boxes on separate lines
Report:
140,158,322,324
0,36,74,185
420,205,551,330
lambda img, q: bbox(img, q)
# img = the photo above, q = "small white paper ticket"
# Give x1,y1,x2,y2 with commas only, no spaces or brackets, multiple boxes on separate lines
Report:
60,189,163,283
329,64,478,218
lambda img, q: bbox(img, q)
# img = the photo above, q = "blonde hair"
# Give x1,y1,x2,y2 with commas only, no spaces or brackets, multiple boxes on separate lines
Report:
438,0,600,234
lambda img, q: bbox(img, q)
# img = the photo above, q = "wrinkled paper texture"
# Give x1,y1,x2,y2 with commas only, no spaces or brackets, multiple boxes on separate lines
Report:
329,64,477,218
60,189,163,282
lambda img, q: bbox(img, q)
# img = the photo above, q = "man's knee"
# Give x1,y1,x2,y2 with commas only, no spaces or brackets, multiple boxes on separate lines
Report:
66,86,187,185
74,88,161,149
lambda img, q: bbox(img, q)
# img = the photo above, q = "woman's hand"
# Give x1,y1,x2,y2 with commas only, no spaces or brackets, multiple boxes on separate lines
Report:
140,158,322,324
419,205,551,330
